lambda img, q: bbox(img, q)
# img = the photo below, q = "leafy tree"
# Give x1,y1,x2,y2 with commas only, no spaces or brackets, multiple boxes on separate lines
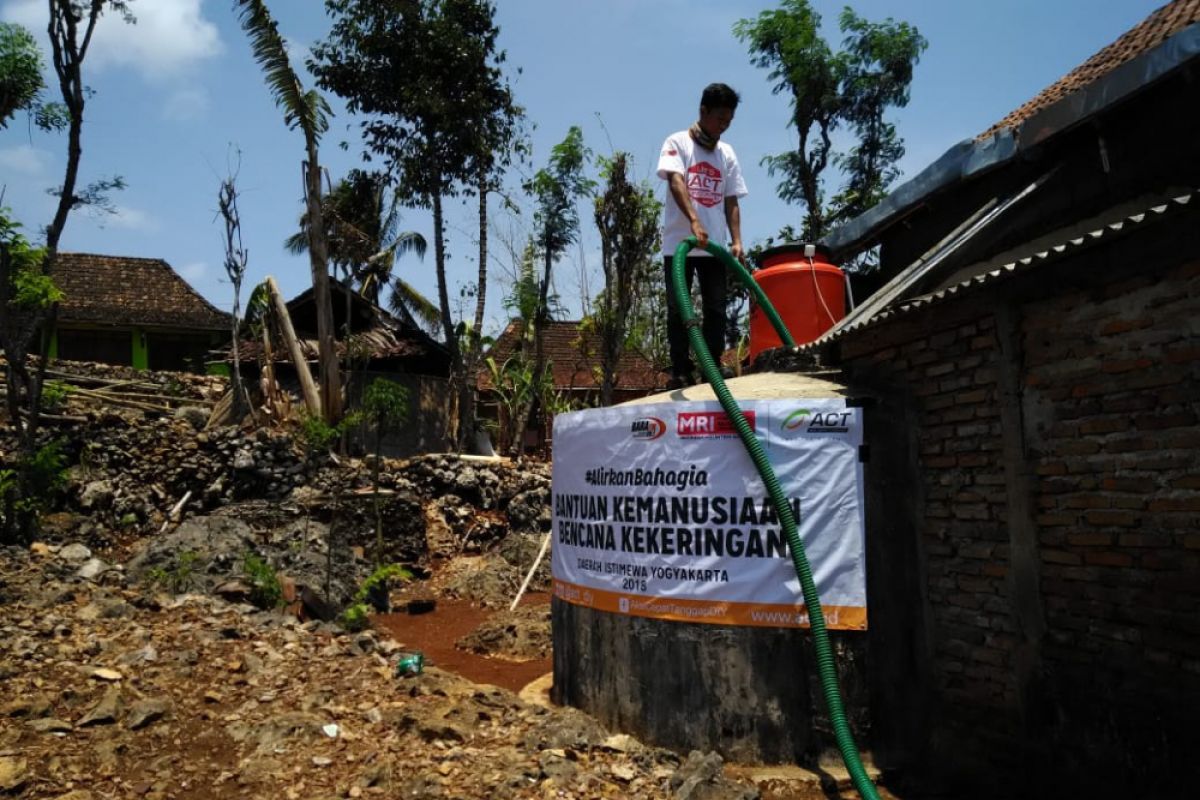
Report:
0,21,42,126
734,0,926,245
526,126,594,344
312,0,520,449
0,21,68,132
235,0,342,422
588,152,661,406
0,2,131,544
507,126,594,453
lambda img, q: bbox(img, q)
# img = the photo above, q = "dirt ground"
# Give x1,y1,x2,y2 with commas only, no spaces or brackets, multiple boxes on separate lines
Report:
374,593,554,694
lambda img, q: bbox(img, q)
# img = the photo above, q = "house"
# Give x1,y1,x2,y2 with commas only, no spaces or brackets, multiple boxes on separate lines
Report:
50,253,230,372
235,281,453,455
811,1,1199,795
273,282,451,378
477,319,669,450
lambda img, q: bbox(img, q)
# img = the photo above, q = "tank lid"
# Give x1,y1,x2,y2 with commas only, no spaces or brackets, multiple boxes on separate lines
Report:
759,241,833,261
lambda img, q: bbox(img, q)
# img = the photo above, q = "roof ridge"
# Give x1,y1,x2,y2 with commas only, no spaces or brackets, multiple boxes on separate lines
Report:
53,252,230,329
978,0,1200,139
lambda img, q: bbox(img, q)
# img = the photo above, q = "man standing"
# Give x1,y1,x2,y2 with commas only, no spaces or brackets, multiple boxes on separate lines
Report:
657,83,748,389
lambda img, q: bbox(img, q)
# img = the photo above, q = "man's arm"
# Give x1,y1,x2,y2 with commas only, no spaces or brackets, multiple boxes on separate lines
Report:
725,196,743,262
668,172,708,249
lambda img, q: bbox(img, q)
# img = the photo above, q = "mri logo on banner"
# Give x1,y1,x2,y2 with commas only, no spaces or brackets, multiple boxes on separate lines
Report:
630,417,667,440
677,411,755,437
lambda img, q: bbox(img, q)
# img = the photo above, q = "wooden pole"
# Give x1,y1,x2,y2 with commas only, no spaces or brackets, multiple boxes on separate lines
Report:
266,276,321,416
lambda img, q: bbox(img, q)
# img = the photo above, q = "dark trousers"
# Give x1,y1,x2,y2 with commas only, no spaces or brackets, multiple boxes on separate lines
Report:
664,255,726,378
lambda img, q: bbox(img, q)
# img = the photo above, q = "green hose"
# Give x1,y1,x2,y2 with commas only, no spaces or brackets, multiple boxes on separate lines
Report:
672,238,880,800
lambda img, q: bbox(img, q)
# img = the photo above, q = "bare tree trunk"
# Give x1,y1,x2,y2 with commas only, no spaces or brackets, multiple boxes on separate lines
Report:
456,174,489,452
431,189,465,450
303,152,342,422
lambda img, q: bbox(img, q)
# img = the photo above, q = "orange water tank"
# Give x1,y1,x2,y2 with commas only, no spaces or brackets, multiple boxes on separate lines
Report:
748,244,845,360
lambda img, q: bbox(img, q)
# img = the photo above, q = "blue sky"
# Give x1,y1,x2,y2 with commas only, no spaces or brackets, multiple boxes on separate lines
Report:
0,0,1166,334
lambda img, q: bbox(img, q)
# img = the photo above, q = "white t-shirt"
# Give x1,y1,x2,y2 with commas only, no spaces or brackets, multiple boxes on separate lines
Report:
657,130,748,258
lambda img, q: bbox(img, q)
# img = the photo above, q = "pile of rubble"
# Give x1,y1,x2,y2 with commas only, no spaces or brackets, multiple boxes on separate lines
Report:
0,545,762,800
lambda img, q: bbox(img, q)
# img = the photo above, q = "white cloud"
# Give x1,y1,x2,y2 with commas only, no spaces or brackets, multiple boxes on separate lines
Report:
163,86,211,121
2,0,223,80
0,144,52,176
178,261,207,283
100,204,156,231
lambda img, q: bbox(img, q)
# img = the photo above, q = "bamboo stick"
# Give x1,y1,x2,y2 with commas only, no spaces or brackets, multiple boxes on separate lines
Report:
266,276,322,417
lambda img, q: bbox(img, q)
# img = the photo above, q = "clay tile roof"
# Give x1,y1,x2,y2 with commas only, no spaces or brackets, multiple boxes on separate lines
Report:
978,0,1200,140
478,320,667,392
53,253,231,331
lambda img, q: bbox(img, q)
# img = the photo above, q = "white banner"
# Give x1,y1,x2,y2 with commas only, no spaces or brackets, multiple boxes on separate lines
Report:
551,398,866,629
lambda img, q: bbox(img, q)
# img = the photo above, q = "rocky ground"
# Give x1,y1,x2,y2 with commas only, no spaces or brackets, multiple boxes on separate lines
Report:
0,541,769,800
1,362,902,800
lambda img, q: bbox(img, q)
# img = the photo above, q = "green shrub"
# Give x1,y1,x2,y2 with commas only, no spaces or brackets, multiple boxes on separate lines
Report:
0,439,69,537
146,550,200,594
40,380,70,412
338,563,413,631
340,602,370,632
242,552,283,609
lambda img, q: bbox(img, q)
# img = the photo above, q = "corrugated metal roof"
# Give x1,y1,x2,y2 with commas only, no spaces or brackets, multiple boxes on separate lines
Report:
811,189,1195,346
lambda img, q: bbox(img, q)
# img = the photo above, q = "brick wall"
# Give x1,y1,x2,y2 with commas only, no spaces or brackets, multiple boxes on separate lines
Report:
844,302,1022,734
1020,254,1200,781
839,237,1200,790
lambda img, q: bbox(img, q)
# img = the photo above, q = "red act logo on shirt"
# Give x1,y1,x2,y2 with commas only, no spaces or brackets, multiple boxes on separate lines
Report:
687,162,723,208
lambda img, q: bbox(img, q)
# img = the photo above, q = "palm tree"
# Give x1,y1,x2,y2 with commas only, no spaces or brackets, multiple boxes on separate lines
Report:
285,170,431,317
235,0,341,420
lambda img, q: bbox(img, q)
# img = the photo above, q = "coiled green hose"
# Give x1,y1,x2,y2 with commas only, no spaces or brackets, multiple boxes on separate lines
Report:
671,238,880,800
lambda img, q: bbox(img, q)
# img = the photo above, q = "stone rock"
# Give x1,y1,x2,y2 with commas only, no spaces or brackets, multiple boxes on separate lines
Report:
27,717,73,734
76,557,110,581
521,707,608,752
0,756,28,793
441,554,521,609
456,605,551,660
77,684,122,727
213,580,253,603
126,698,170,730
226,711,326,754
498,532,552,589
537,749,578,782
610,763,637,782
58,543,93,564
601,734,641,754
506,488,551,532
2,692,52,718
125,516,258,594
175,406,209,431
670,751,759,800
79,480,115,511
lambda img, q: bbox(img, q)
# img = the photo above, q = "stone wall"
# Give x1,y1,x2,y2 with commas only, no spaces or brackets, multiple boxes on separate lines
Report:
837,222,1199,794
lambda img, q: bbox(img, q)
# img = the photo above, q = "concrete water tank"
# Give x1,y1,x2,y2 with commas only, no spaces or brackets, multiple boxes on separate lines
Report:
550,371,870,764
